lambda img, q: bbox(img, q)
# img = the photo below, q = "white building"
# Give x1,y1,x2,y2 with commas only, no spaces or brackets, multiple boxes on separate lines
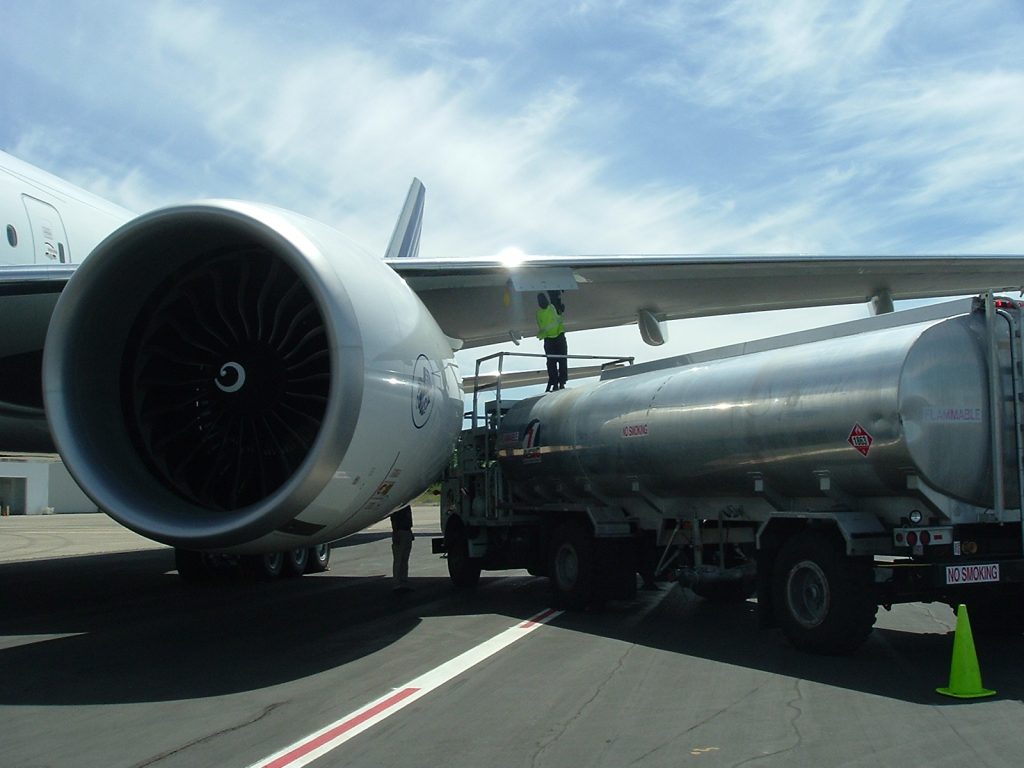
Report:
0,456,97,515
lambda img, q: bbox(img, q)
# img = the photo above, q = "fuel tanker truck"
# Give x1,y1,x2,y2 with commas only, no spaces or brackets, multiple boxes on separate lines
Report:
435,294,1024,654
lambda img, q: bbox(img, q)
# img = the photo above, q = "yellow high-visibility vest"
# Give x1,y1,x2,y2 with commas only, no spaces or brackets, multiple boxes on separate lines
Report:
536,305,564,339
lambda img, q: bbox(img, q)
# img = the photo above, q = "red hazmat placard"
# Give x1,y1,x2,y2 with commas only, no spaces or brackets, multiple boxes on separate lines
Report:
848,423,873,456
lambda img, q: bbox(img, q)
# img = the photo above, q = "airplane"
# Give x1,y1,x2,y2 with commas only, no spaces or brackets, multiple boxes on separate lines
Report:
2,148,1023,580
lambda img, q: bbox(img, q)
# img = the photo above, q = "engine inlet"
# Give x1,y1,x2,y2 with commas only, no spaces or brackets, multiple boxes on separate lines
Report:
123,248,330,510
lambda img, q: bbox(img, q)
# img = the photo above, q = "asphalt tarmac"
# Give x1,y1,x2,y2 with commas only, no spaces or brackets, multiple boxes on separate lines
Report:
2,512,1024,768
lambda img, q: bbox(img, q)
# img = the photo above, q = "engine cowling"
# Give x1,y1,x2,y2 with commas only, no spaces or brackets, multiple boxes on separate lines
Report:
43,201,462,553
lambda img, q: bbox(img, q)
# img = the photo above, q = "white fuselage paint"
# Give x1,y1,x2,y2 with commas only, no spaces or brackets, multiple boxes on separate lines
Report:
0,151,133,267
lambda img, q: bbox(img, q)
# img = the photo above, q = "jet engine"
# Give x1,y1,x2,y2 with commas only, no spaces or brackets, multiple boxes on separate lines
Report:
42,201,462,553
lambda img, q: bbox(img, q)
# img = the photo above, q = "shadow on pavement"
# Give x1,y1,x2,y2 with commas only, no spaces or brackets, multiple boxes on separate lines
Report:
549,586,1024,706
2,543,1021,707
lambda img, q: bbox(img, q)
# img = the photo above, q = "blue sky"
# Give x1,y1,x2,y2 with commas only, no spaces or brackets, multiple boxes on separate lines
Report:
3,0,1023,366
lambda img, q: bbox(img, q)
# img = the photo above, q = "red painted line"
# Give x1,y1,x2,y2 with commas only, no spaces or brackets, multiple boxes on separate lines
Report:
519,608,558,629
262,687,419,768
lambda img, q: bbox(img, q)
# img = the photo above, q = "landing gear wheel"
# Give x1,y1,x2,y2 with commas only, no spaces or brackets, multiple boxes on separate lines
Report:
445,519,481,588
306,543,331,573
283,547,309,577
549,523,596,610
772,531,876,654
243,551,284,580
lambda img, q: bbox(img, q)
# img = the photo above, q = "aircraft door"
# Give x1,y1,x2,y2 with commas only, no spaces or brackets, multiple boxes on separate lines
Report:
21,195,71,264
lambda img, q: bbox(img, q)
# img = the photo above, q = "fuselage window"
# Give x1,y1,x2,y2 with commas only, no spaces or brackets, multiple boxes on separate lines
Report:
5,224,16,247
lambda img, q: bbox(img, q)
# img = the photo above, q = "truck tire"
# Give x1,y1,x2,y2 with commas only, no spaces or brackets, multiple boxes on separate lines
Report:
306,543,331,573
549,523,596,610
445,519,481,588
772,531,876,654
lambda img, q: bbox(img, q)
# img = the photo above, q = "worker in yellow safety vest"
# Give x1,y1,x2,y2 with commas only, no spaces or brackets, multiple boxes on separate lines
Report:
536,292,567,391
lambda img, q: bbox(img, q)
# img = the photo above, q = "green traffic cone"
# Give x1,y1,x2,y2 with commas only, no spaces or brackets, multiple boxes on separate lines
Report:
937,603,996,699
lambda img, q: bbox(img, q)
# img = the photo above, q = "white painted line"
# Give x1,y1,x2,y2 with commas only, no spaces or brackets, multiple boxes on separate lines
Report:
248,607,563,768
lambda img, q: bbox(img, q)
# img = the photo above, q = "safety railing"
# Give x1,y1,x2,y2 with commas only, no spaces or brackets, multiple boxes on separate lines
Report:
467,352,633,432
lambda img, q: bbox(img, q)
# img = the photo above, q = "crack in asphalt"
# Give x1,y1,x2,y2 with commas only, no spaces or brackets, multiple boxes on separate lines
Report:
529,644,634,768
130,701,285,767
921,602,956,633
623,677,771,766
729,678,805,768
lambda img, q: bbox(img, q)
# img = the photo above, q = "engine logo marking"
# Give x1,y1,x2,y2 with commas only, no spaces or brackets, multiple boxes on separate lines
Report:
215,362,246,393
411,354,436,429
848,423,873,456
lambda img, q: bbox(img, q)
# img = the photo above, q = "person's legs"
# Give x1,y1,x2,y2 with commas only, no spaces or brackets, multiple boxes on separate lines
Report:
543,337,558,391
552,335,568,388
392,531,413,586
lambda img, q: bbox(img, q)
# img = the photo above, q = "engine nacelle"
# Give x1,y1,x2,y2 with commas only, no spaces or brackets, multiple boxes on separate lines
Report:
43,201,462,552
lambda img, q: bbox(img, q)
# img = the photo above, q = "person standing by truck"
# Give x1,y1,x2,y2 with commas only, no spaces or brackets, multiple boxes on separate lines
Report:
536,292,567,391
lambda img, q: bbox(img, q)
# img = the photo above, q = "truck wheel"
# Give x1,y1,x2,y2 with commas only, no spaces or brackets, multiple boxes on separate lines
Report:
772,531,876,654
445,519,481,588
549,523,596,610
306,543,331,573
283,547,309,577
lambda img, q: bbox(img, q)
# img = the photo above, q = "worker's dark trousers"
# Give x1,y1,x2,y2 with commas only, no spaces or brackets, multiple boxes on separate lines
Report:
544,334,568,390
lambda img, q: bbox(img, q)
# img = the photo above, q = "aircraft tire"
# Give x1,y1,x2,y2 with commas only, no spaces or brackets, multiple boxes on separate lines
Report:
242,551,284,580
306,543,332,573
283,547,309,577
772,530,876,654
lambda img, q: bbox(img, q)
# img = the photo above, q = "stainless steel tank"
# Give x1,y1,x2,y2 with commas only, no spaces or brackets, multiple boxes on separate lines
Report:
497,312,1011,508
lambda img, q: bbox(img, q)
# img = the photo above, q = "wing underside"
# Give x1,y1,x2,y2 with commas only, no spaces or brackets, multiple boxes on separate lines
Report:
388,253,1024,347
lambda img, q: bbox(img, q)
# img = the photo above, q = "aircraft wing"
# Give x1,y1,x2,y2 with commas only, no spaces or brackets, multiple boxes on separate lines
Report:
388,253,1024,347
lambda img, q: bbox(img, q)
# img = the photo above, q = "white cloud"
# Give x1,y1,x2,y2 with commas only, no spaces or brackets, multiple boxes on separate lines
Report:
3,0,1021,261
636,0,908,108
126,4,738,256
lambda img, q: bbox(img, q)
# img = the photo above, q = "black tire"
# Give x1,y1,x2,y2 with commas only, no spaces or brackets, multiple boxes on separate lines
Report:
772,531,876,654
445,519,481,588
283,547,309,577
549,523,596,610
175,548,215,583
306,543,331,573
242,551,284,580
